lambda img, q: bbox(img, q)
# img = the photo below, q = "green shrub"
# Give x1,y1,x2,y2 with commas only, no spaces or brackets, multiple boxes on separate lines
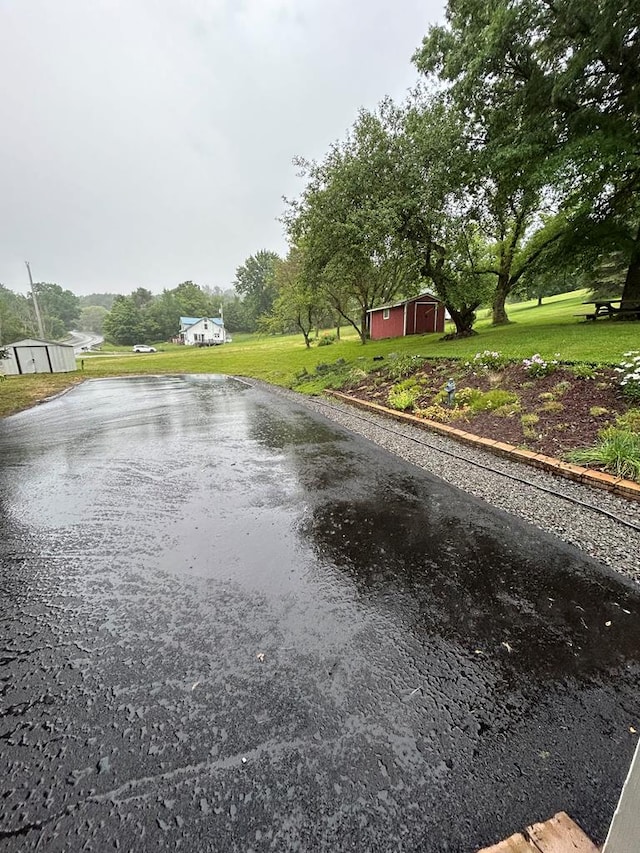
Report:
538,391,555,401
539,401,564,413
387,385,420,410
386,354,424,380
455,387,483,407
453,387,518,413
567,428,640,482
570,363,598,380
616,409,640,433
522,353,559,377
521,412,540,439
589,406,609,417
472,389,519,412
317,334,335,347
416,404,460,422
466,350,510,371
493,402,521,417
521,413,540,427
552,380,571,396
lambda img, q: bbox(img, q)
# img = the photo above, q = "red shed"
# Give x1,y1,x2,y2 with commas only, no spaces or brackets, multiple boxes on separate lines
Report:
367,291,446,340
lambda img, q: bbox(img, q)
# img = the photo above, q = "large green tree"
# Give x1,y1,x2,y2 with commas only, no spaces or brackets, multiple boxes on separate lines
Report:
103,296,144,345
0,285,33,344
289,107,422,343
390,100,495,336
414,7,566,325
261,246,323,348
233,251,280,331
414,0,640,312
78,305,108,335
30,282,80,337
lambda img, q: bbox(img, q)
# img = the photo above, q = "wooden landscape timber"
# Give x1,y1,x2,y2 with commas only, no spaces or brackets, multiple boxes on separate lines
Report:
478,811,598,853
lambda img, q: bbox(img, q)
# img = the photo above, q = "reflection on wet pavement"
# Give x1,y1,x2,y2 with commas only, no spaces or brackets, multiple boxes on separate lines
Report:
0,375,638,852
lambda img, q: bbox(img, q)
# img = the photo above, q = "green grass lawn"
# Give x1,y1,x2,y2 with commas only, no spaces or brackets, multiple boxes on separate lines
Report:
2,289,638,418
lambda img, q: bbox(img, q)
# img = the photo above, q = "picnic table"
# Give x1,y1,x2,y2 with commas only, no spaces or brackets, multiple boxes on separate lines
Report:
575,299,640,321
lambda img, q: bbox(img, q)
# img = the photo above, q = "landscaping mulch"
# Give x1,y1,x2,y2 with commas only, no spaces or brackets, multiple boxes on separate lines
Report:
341,359,628,459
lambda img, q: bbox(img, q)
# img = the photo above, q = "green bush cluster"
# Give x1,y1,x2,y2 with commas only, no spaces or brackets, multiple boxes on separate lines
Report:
522,353,559,377
570,363,599,380
387,378,422,410
416,404,459,422
454,386,519,412
386,354,425,381
567,428,640,482
466,350,510,372
317,334,336,347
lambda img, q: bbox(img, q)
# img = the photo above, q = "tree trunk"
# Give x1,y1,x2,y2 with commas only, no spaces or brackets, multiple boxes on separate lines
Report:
444,305,478,338
621,222,640,311
359,308,369,343
335,321,341,340
491,274,512,325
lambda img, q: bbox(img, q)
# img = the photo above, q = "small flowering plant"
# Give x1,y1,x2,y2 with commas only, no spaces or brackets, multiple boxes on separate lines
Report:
522,353,560,378
615,351,640,401
466,350,509,371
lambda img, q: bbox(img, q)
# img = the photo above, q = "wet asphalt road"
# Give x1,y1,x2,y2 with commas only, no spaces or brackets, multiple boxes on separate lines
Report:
1,375,639,852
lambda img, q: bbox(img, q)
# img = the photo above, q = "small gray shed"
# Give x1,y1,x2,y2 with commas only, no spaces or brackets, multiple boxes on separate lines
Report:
0,338,77,375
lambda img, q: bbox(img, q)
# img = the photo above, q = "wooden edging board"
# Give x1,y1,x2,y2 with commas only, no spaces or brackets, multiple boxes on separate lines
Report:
477,811,598,852
325,390,640,503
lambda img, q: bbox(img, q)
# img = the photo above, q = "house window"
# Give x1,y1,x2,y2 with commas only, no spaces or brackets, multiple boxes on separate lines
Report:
204,322,208,330
382,308,390,320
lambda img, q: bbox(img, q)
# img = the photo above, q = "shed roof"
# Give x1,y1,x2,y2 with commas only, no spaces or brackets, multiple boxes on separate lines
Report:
5,338,74,349
367,291,441,314
180,316,224,327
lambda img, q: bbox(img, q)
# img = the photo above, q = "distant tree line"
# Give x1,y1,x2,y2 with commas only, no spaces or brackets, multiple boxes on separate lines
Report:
0,282,81,344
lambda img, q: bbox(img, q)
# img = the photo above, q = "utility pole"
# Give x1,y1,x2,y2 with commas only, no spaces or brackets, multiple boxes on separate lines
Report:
25,261,45,339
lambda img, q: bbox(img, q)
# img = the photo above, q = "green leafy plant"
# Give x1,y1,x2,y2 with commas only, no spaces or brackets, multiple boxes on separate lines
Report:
416,404,460,422
453,387,518,412
552,380,571,396
522,353,559,377
388,383,420,410
466,350,509,372
570,363,598,380
539,400,564,412
386,354,425,381
567,428,640,482
473,389,519,412
589,406,609,417
317,334,335,347
616,409,640,433
521,412,540,439
538,391,555,401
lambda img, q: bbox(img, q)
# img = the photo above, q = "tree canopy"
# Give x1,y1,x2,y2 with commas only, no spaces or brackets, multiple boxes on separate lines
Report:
413,0,640,311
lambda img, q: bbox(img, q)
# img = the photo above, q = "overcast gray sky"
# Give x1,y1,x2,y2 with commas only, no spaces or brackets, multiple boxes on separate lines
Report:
1,0,444,296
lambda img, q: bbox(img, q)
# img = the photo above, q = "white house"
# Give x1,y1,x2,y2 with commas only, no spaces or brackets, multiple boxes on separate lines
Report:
178,316,226,346
0,338,77,375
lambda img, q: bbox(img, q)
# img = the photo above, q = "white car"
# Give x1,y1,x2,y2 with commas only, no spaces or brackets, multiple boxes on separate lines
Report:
132,344,156,353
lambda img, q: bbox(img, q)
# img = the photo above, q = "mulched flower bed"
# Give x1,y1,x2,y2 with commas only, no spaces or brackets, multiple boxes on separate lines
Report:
341,359,629,459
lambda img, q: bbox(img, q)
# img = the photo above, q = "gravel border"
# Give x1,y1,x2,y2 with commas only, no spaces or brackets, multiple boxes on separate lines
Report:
247,379,640,585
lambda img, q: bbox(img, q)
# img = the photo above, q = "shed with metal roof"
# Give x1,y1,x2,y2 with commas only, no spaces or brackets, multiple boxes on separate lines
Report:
0,339,77,375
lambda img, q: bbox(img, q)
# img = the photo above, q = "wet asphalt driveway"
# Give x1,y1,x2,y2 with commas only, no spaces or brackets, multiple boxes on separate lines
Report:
1,375,639,852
